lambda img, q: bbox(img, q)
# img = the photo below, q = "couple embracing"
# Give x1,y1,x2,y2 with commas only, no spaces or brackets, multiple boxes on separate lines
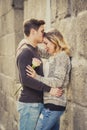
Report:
16,18,71,130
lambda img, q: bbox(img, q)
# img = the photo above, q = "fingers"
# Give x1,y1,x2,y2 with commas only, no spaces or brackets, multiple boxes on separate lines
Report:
26,65,34,71
26,65,36,78
50,88,64,97
56,88,64,97
26,65,33,77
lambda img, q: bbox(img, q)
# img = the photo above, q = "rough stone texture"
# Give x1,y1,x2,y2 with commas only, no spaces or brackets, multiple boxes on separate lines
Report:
55,17,77,57
24,0,46,20
73,104,87,130
76,11,87,59
71,57,87,105
71,0,87,16
0,0,87,130
0,0,23,130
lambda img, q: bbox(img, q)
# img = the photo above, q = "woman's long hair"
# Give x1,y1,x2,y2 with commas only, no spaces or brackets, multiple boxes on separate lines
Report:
44,29,70,56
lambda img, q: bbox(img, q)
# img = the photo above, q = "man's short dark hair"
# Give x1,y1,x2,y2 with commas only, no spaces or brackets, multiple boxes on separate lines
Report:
23,18,45,36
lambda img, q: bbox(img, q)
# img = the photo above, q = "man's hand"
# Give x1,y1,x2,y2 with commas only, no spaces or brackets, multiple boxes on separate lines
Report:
49,88,63,97
26,65,36,78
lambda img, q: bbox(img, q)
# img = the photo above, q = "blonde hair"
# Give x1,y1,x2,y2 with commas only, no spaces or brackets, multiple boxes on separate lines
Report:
44,29,70,56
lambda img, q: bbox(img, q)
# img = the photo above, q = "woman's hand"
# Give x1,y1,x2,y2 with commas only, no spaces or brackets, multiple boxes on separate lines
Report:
49,88,63,97
26,65,36,78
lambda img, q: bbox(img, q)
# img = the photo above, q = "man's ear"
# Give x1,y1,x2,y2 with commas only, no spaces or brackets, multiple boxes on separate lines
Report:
31,28,36,35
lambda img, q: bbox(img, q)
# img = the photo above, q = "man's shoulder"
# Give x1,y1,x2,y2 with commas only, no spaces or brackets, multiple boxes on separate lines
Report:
16,46,33,62
16,39,33,57
17,47,33,58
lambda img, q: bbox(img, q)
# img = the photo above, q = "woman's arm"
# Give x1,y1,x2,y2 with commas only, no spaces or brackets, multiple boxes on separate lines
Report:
36,52,69,88
26,52,70,88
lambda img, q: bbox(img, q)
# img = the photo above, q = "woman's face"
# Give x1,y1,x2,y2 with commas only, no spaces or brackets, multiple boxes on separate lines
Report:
43,37,56,54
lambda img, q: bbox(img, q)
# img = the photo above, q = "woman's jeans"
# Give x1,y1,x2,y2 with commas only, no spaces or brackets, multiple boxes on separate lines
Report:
17,102,43,130
35,108,64,130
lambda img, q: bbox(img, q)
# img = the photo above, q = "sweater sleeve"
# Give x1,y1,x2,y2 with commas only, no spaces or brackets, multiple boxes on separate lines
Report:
35,52,69,88
17,48,51,92
38,46,50,59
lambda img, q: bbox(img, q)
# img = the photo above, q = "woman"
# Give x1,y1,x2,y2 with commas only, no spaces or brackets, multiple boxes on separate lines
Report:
26,29,71,130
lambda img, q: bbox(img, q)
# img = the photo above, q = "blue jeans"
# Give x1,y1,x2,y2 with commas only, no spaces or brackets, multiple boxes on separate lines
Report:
17,102,43,130
35,108,64,130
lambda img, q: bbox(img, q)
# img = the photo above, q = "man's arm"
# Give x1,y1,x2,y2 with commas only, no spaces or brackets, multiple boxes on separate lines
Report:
17,48,51,92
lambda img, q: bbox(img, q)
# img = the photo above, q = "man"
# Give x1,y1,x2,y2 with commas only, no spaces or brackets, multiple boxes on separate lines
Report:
16,19,62,130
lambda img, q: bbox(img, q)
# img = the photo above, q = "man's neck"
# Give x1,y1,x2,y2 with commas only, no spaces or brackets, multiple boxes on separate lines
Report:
26,37,37,48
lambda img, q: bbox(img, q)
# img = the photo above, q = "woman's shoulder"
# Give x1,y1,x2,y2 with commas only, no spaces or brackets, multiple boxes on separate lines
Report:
55,51,71,67
56,51,69,59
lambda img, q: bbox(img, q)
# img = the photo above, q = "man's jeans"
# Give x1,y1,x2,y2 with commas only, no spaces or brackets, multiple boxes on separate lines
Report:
35,108,64,130
17,102,43,130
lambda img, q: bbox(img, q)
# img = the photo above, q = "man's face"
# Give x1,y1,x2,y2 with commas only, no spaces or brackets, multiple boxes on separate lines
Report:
34,25,44,43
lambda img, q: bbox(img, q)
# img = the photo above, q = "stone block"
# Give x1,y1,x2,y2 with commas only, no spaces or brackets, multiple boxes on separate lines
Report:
12,0,24,9
0,0,7,16
73,104,87,130
14,10,24,33
60,102,73,130
0,56,3,74
51,0,71,20
71,0,87,16
55,17,77,57
0,89,18,130
1,56,16,79
6,9,14,34
71,57,87,106
1,75,15,96
76,11,87,59
0,34,15,56
24,0,46,20
0,18,2,37
0,125,5,130
15,31,24,50
0,0,14,36
0,16,7,36
0,11,14,37
50,0,57,22
0,0,14,16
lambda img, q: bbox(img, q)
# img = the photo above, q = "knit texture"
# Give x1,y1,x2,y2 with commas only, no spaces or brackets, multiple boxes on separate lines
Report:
35,51,71,106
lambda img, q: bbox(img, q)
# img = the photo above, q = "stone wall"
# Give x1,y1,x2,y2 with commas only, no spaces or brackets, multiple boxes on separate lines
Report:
0,0,87,130
0,0,24,130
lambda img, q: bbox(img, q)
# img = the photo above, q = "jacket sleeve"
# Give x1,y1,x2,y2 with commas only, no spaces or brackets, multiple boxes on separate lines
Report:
35,52,70,88
17,48,51,92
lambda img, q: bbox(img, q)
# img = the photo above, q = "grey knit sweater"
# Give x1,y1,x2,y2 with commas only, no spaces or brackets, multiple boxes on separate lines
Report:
35,51,71,107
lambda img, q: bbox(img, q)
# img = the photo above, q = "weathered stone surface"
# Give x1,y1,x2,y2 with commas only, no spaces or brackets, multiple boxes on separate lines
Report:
60,102,74,130
73,104,87,130
0,34,15,56
76,11,87,59
71,0,87,16
12,0,24,9
24,0,46,20
51,0,71,22
50,0,57,22
14,10,24,33
54,17,77,57
0,0,23,130
71,57,87,106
